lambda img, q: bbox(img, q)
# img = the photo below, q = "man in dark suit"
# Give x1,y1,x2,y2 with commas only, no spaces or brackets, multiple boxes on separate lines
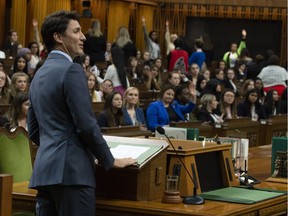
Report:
27,10,135,216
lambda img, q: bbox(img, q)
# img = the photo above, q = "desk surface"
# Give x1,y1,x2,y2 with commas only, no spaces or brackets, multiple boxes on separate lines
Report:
13,145,288,216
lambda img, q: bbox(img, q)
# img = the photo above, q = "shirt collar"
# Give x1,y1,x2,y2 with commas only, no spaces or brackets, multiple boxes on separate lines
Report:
51,50,73,62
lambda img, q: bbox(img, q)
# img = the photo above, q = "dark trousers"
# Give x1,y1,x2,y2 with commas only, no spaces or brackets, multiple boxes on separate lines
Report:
35,185,95,216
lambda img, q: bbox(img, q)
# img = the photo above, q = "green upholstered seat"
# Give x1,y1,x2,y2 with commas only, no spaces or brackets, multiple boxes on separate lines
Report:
0,127,33,183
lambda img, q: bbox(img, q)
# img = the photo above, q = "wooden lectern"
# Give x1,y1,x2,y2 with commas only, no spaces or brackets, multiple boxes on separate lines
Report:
95,136,168,201
167,140,237,197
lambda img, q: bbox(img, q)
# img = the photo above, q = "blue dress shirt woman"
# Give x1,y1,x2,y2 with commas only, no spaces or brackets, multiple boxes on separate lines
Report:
146,83,196,131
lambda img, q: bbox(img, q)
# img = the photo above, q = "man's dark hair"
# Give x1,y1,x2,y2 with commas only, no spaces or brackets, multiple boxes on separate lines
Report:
41,10,80,52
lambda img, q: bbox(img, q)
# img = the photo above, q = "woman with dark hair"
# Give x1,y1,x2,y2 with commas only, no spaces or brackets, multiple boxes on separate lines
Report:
103,47,129,96
219,89,236,119
28,41,41,70
223,68,238,95
240,79,254,97
83,19,106,65
255,77,266,104
141,16,161,60
237,88,267,121
258,55,287,96
264,89,280,117
146,83,196,131
12,55,28,74
196,75,207,98
2,92,29,131
97,91,126,127
200,79,222,101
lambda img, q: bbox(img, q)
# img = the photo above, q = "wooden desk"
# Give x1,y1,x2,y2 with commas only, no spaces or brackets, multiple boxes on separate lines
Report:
13,145,287,216
101,126,153,137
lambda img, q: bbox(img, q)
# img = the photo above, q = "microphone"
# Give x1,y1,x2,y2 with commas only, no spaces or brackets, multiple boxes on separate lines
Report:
156,126,204,205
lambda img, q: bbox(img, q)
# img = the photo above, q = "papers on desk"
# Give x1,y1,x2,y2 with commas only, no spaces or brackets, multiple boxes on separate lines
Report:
110,145,150,159
104,136,168,168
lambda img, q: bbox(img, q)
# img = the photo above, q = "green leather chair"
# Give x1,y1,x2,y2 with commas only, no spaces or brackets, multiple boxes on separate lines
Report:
0,127,33,183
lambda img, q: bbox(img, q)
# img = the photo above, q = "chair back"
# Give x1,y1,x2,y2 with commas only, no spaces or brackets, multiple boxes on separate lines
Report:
0,127,33,183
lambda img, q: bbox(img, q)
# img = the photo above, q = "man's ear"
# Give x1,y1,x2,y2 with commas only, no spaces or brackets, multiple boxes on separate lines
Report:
53,33,63,43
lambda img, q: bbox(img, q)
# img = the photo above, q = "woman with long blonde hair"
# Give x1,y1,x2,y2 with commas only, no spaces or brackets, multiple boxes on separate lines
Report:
83,19,106,65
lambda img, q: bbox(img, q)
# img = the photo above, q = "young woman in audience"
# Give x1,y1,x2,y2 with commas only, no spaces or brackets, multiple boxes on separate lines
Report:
87,72,102,102
202,69,211,81
81,54,91,73
146,83,196,131
223,68,238,95
100,79,113,101
197,94,224,125
214,68,225,84
126,56,141,80
123,87,147,130
142,16,161,60
264,89,280,117
154,58,165,74
142,64,162,91
196,76,207,98
2,92,29,131
12,55,28,74
240,79,254,97
237,88,267,121
10,72,29,102
112,26,137,66
103,47,129,96
201,79,222,101
28,41,41,71
219,89,237,120
0,71,11,104
167,70,181,87
255,78,266,104
218,60,227,73
97,91,125,127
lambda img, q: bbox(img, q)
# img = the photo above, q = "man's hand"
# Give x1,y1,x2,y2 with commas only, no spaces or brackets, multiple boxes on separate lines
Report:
113,158,137,168
32,18,38,27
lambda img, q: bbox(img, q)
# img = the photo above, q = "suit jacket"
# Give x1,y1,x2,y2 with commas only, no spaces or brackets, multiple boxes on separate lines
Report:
28,52,114,189
123,107,146,126
237,100,267,120
146,100,195,131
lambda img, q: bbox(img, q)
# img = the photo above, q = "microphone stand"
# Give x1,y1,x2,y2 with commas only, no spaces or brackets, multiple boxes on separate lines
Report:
156,126,204,205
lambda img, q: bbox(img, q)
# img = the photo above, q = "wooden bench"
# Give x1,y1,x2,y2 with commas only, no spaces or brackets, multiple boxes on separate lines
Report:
101,125,152,137
2,58,14,76
264,114,287,145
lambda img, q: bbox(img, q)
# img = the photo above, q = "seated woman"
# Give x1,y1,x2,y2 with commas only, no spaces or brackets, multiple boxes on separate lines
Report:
87,72,102,102
1,92,29,131
0,70,11,105
197,94,224,125
240,79,254,97
222,68,238,96
146,83,196,132
97,91,126,127
237,88,267,121
219,89,237,120
10,72,29,103
264,89,280,117
142,64,162,91
166,70,181,87
123,87,147,130
99,79,113,101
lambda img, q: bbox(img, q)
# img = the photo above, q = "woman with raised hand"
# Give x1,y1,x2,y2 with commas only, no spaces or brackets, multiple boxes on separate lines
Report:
142,16,161,60
146,83,196,132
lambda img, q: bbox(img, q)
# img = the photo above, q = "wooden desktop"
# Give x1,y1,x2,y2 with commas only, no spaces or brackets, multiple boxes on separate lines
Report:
12,145,287,216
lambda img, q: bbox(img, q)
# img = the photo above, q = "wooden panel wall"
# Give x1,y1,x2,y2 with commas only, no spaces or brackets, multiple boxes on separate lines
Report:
107,1,131,43
0,0,6,47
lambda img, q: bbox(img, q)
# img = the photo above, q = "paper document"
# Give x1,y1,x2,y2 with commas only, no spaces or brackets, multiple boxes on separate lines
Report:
110,145,150,159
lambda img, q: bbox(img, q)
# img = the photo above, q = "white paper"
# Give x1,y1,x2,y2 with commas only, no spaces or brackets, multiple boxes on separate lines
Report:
110,145,150,159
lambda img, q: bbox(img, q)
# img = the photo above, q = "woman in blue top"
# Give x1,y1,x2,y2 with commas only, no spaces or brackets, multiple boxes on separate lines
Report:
123,87,147,131
146,83,196,132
